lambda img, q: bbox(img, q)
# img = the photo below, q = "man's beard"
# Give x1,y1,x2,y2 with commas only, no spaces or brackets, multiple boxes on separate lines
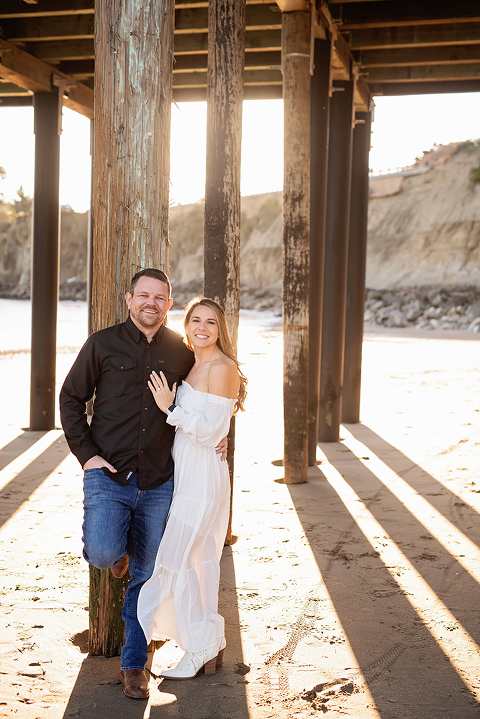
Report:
131,306,163,328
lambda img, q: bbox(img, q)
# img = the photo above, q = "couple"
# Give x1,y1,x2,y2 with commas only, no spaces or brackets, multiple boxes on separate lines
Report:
60,268,246,699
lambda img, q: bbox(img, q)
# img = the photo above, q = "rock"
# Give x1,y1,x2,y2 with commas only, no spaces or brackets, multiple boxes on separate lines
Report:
404,300,423,322
386,311,408,328
467,301,480,319
424,306,443,319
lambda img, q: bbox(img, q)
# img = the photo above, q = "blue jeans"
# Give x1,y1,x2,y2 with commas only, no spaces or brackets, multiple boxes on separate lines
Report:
82,469,173,670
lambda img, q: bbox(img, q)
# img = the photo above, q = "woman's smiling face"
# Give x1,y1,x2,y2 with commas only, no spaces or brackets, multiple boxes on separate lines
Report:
186,304,219,350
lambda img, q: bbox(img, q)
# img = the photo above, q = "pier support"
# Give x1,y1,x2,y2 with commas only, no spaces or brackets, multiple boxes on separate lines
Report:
308,38,330,465
343,110,372,423
204,0,246,542
318,80,354,442
29,90,61,431
89,0,175,657
282,11,311,484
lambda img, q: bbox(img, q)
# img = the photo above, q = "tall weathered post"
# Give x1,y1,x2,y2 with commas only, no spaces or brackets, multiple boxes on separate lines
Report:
282,11,311,484
204,0,246,543
318,80,354,442
343,110,372,423
89,0,175,657
29,90,61,431
308,38,330,465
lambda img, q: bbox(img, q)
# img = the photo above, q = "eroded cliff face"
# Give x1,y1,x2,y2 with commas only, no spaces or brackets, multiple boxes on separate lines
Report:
2,142,479,306
367,143,480,288
169,142,480,302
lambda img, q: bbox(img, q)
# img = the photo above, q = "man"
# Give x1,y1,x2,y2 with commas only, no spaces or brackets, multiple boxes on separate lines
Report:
60,268,225,700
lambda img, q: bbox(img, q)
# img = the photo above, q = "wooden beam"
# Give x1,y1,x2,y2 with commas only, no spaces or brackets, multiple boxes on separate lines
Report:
370,79,480,95
366,63,480,83
173,68,281,86
22,30,280,65
349,23,480,50
204,0,246,545
30,90,61,432
173,84,282,101
0,37,93,117
0,0,93,18
173,49,281,72
175,0,274,6
1,14,94,42
0,38,58,92
57,58,94,76
19,38,95,61
334,0,480,30
0,94,33,106
282,10,311,484
342,110,371,425
276,0,310,10
318,80,354,443
174,29,281,54
175,4,280,33
359,44,480,68
317,3,371,109
0,82,31,95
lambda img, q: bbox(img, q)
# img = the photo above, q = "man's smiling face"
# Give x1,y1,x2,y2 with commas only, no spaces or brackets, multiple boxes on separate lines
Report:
125,276,173,333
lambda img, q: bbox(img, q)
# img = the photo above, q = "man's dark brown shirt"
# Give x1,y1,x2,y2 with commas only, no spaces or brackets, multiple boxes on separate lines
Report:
60,317,194,490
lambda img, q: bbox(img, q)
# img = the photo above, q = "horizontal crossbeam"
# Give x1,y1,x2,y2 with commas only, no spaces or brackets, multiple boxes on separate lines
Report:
349,22,480,50
0,37,93,117
370,79,480,95
334,0,480,29
358,44,480,67
365,62,480,83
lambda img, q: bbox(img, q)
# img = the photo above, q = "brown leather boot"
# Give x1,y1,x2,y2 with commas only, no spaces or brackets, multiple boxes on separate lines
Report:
119,669,149,699
110,555,128,579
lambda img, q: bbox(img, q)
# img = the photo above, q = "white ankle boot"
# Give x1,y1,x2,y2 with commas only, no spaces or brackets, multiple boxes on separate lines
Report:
160,638,226,680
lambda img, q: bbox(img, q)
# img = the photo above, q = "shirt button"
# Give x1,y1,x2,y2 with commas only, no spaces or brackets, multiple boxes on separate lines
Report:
147,366,149,369
142,428,145,431
144,407,148,411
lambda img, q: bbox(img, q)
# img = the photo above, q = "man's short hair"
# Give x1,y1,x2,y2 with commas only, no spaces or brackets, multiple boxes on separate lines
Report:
129,268,171,298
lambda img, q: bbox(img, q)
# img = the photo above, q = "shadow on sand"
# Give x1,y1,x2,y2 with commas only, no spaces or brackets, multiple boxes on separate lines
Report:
285,423,480,718
0,431,70,528
61,547,250,719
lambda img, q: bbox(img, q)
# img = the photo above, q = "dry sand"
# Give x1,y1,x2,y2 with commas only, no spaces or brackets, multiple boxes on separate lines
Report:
1,310,480,718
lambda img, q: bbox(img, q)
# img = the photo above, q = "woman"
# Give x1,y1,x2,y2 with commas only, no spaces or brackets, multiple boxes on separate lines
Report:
137,297,247,680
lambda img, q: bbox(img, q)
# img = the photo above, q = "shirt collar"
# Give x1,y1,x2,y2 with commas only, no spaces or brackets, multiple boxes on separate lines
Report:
125,315,165,344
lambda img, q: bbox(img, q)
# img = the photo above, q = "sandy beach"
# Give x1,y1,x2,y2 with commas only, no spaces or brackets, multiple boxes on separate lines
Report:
1,299,480,718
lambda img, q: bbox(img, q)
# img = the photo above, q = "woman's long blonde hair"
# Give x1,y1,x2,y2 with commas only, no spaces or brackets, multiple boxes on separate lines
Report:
183,297,247,414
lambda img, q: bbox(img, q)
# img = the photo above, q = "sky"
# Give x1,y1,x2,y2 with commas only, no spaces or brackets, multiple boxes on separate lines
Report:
0,93,479,212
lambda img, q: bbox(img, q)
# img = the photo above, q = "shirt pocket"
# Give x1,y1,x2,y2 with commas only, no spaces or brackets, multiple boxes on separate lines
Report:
157,361,180,390
108,357,137,396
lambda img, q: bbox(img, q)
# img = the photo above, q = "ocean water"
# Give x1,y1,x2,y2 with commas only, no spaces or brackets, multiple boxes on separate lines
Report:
0,299,281,428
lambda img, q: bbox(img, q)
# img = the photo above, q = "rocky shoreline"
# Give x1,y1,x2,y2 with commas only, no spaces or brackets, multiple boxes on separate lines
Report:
365,285,480,332
3,279,480,333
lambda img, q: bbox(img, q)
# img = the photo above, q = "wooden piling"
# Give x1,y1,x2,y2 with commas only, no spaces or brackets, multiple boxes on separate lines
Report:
343,110,372,423
308,38,330,466
204,0,246,543
318,80,354,442
30,90,61,431
282,11,311,484
89,0,175,657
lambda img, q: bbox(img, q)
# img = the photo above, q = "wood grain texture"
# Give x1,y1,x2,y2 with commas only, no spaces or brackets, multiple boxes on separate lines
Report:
91,0,174,332
89,0,174,657
204,0,246,544
204,0,246,349
282,10,310,484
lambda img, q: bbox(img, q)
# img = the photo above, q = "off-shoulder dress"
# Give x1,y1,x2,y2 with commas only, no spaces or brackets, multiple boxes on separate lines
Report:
137,380,235,657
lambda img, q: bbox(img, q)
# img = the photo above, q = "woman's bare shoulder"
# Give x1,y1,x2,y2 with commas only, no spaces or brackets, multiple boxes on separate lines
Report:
207,356,240,398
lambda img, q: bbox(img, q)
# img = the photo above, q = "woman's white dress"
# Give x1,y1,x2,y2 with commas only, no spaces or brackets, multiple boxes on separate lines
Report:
137,381,235,655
